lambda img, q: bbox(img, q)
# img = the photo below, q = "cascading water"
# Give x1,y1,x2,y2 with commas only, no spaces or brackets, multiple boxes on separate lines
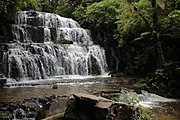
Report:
0,11,108,82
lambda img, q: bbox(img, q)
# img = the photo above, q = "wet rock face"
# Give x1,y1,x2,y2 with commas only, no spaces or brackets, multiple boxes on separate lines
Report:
0,74,6,87
63,93,135,120
0,94,135,120
0,100,40,120
0,95,68,120
0,78,7,87
0,11,108,81
105,47,134,76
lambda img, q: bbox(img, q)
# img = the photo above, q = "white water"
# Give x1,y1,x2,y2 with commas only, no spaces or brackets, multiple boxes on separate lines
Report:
1,11,108,82
114,89,179,109
15,11,80,28
138,91,178,108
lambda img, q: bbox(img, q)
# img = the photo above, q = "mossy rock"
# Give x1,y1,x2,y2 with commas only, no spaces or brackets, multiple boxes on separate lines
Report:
56,39,73,44
35,103,51,119
52,85,58,89
133,79,149,89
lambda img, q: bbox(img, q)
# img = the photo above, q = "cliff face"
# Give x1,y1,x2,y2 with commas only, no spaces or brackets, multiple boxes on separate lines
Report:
0,11,108,81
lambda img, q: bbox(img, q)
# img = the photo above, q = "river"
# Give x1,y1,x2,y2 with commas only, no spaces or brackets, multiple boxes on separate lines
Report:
0,76,179,120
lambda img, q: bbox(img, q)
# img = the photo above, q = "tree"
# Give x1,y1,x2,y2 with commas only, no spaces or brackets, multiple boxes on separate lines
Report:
117,0,180,97
117,0,180,68
55,0,74,18
39,0,59,13
73,0,120,46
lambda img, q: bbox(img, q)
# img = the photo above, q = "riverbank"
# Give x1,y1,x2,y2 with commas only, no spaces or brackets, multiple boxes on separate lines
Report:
0,77,180,119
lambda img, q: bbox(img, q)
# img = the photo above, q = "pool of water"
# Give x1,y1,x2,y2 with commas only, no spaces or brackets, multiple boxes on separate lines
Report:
0,77,179,119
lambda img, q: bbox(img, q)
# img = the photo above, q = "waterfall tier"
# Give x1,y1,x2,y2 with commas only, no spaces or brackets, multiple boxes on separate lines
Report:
0,11,108,81
16,11,80,28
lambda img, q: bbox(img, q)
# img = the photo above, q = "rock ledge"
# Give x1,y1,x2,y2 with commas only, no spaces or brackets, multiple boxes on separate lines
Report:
62,93,135,120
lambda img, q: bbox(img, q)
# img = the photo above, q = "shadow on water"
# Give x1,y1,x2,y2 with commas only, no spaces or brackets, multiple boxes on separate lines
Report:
0,77,180,120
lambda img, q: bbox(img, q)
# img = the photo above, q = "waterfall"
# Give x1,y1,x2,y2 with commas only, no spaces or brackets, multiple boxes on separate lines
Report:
1,11,108,81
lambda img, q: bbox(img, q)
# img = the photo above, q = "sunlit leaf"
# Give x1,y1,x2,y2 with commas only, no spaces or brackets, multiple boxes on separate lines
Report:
140,31,151,37
131,36,144,43
156,0,165,9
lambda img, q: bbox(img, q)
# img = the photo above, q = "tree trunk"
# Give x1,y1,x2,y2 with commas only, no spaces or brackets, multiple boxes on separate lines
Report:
151,0,166,67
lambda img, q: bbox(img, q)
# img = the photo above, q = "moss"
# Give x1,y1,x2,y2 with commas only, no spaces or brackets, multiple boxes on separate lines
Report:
134,83,146,89
52,85,58,89
133,80,148,90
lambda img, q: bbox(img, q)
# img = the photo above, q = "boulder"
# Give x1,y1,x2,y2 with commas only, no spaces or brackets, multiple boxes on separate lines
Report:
0,95,68,120
35,96,68,119
0,78,7,87
63,93,135,120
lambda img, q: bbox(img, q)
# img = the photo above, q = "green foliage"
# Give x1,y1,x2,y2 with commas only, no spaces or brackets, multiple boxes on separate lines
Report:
39,0,59,13
0,0,10,14
117,92,140,105
168,10,180,22
55,0,74,18
0,0,40,23
73,4,87,25
133,106,152,120
0,0,179,97
71,0,120,46
166,0,180,10
73,0,119,28
85,0,119,27
0,0,19,22
156,0,165,9
102,92,152,120
116,0,180,46
20,0,40,11
175,67,180,72
160,10,180,41
116,0,152,47
154,68,168,80
133,79,149,90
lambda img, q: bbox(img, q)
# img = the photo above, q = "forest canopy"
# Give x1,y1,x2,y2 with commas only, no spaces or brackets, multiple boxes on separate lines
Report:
0,0,180,97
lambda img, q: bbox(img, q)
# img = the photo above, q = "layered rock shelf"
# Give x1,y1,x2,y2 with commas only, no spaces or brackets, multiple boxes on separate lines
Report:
0,11,108,82
0,94,135,120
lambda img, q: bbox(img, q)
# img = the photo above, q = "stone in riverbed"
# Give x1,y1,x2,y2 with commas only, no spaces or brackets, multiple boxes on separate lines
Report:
0,78,7,87
35,96,68,119
0,95,68,120
63,93,135,120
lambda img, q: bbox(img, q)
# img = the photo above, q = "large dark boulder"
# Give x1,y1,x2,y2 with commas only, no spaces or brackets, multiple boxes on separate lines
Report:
35,96,68,119
63,93,135,120
0,95,68,120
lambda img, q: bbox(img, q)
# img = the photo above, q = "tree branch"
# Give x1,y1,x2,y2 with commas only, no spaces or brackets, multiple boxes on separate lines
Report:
130,3,152,30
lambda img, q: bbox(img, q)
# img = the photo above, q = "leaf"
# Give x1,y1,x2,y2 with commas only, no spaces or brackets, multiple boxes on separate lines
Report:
156,0,165,9
131,36,144,43
131,31,152,43
140,31,151,37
